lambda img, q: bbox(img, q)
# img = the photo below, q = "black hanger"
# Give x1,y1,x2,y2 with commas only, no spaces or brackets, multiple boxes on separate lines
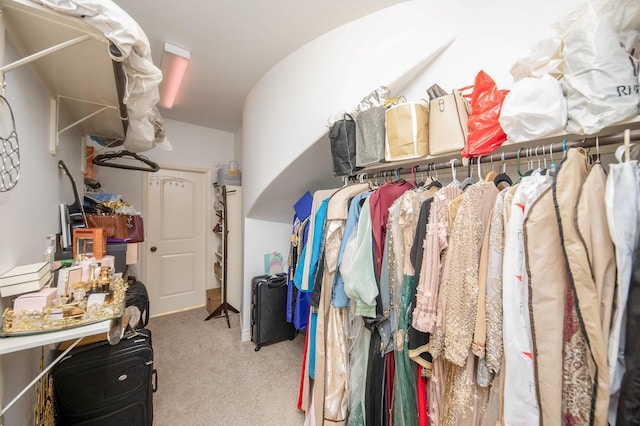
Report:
93,150,160,172
493,152,512,188
424,163,442,189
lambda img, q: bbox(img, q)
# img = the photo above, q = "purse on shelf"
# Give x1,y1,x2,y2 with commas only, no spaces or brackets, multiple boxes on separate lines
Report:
355,107,387,167
86,214,128,239
125,214,145,243
329,113,360,176
354,86,391,167
384,100,429,161
428,88,471,155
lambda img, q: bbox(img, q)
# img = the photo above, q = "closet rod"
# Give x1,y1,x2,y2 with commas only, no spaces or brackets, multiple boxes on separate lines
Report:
361,129,640,179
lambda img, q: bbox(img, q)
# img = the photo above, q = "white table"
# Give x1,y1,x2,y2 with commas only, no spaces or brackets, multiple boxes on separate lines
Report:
0,319,111,418
0,320,110,355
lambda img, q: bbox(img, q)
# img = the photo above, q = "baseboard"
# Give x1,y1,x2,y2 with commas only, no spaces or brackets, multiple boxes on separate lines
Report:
241,328,251,342
150,304,205,319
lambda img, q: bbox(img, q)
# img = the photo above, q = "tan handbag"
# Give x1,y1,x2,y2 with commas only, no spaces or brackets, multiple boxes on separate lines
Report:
384,101,429,161
428,89,470,155
86,214,129,239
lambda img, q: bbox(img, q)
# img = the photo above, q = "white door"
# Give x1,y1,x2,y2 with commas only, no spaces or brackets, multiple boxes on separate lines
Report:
143,168,209,316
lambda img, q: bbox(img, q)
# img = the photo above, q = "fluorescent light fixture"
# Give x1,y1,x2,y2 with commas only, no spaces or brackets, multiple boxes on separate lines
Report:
158,42,190,109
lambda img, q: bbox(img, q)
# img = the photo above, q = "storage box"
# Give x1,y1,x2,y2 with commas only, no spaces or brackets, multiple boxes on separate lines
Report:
107,243,127,274
13,287,58,313
73,228,106,260
0,270,52,298
206,288,221,314
126,243,139,265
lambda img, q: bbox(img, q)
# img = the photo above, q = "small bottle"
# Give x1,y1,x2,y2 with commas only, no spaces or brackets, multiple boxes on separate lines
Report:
43,234,56,272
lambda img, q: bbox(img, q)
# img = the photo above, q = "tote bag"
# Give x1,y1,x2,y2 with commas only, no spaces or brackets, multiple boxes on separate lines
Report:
428,89,470,155
384,102,429,161
329,114,360,176
355,107,386,167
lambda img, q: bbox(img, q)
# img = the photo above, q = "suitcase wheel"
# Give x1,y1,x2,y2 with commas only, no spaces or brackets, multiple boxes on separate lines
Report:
152,369,158,393
255,345,261,352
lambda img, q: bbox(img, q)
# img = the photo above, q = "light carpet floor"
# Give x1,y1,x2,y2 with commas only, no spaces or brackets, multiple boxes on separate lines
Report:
147,307,306,425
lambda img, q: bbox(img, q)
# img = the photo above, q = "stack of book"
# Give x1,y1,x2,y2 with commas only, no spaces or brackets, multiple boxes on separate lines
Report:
0,262,52,297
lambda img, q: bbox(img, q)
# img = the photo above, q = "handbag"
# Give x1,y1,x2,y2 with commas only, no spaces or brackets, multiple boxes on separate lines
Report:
86,214,128,239
384,101,429,161
355,106,386,167
329,114,360,176
125,214,145,243
428,89,470,155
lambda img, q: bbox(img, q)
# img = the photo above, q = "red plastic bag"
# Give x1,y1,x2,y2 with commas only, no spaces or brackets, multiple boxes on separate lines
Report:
461,70,509,158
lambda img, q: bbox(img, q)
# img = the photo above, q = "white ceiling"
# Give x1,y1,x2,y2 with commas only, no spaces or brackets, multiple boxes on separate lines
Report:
113,0,407,133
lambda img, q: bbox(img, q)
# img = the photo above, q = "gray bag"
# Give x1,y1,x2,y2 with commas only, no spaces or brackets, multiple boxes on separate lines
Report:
355,107,386,167
329,114,360,177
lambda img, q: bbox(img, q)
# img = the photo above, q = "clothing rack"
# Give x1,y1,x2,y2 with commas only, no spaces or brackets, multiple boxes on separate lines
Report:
352,128,640,182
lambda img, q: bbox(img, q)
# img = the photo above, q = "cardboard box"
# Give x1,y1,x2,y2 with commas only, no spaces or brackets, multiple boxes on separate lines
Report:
73,228,106,260
126,243,139,265
206,288,221,314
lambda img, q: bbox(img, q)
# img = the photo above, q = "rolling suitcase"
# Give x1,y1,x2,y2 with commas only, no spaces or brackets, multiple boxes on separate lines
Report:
251,273,296,351
52,329,157,425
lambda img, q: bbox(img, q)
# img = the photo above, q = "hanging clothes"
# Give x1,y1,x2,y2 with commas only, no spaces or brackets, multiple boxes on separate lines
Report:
483,190,507,377
407,198,434,371
439,181,497,424
617,224,640,424
333,192,372,308
502,172,550,425
299,189,339,416
387,188,433,426
605,144,640,425
311,183,372,426
412,186,462,334
524,183,567,425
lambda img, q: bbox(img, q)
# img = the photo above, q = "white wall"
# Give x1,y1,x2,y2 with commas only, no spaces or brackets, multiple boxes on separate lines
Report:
240,218,291,340
95,118,234,210
0,42,85,426
242,1,459,222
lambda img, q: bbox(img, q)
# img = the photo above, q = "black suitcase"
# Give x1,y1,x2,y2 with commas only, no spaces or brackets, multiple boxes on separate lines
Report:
52,329,157,425
251,273,296,351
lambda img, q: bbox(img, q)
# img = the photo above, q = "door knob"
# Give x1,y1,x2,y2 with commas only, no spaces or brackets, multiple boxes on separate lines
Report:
150,246,157,252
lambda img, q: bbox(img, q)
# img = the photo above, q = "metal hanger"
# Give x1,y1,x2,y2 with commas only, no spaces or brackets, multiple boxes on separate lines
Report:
461,158,476,190
93,150,160,172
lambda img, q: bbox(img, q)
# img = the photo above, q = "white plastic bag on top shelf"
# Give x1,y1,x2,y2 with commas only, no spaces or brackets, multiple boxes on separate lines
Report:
499,74,567,143
510,37,564,82
554,3,639,135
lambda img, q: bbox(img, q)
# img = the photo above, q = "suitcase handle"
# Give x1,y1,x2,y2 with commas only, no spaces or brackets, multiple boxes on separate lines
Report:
152,369,158,393
267,279,286,289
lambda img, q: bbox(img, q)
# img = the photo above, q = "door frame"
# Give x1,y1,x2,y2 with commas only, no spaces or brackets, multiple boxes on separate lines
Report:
141,164,212,316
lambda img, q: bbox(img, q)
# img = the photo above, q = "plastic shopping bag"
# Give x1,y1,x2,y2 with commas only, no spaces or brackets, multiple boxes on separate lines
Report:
499,74,568,143
461,70,509,158
554,3,639,135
